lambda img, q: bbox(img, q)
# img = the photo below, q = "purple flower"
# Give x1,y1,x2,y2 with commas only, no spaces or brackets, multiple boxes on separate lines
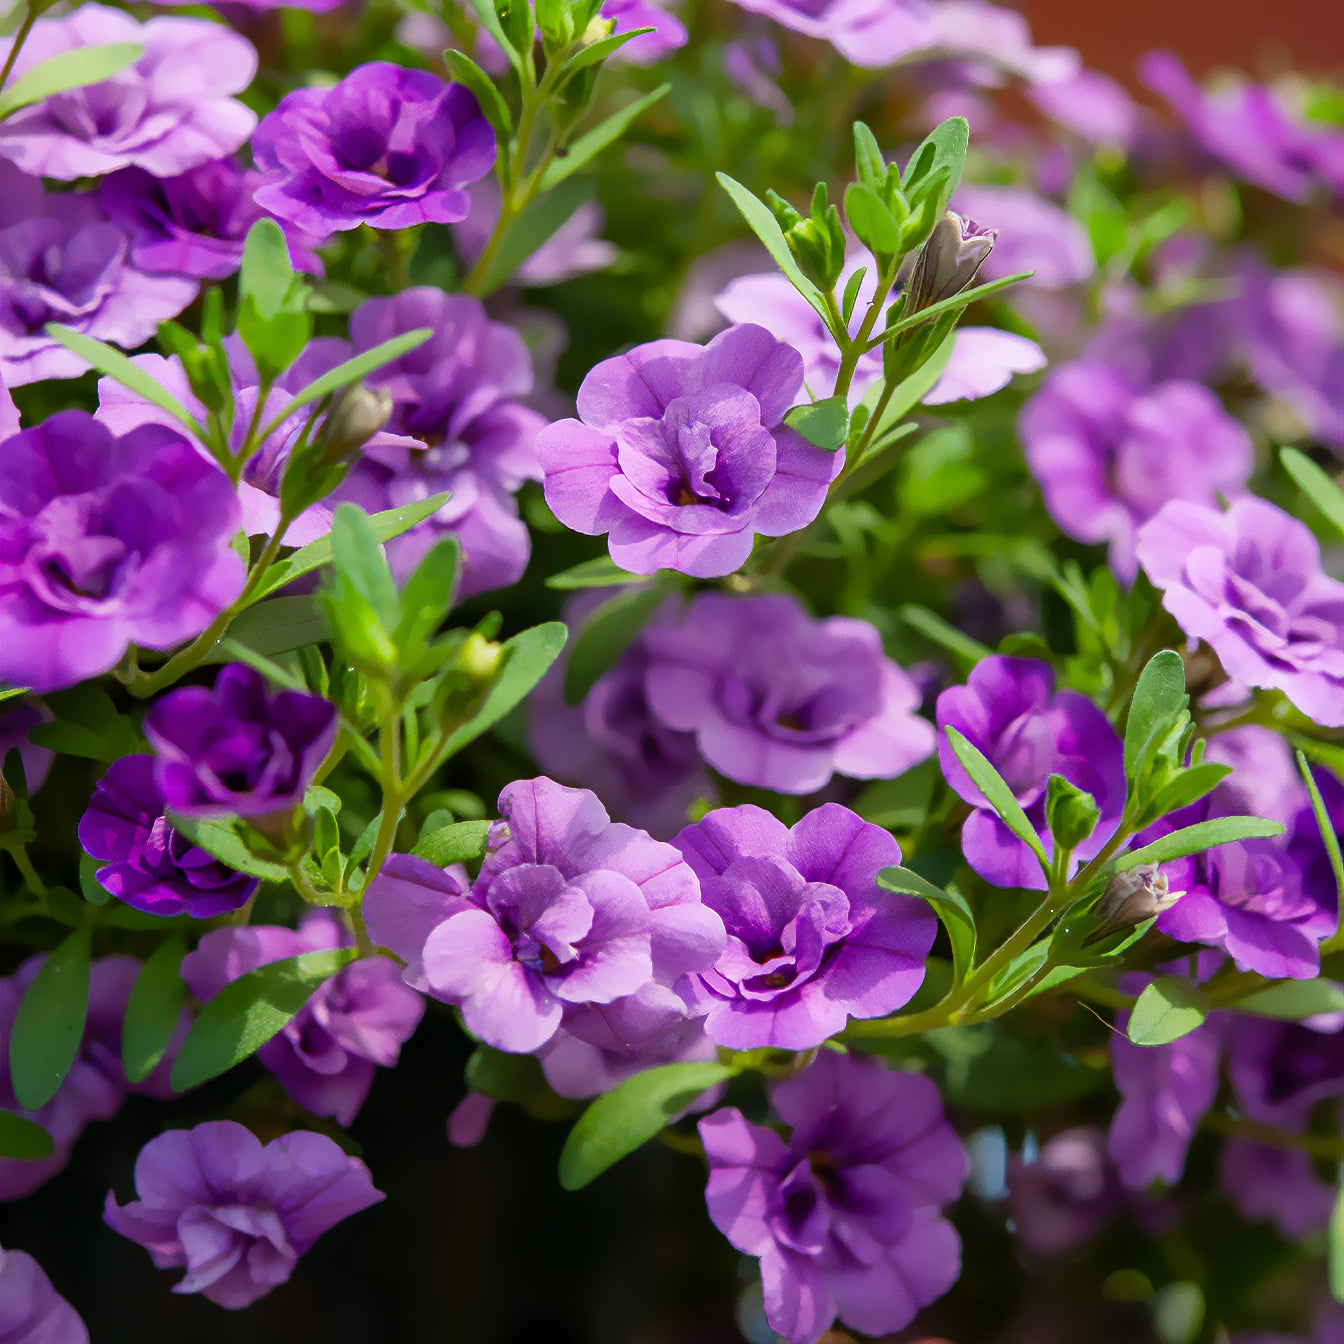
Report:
723,38,793,124
0,413,243,694
0,6,257,180
252,62,494,236
539,324,841,578
600,0,688,64
98,159,321,281
331,288,544,597
1021,362,1254,582
1006,1126,1122,1255
364,778,723,1056
104,1120,383,1308
672,803,934,1049
0,375,18,439
0,168,196,388
1227,1014,1344,1130
935,656,1125,890
952,184,1094,288
181,911,424,1124
1136,497,1344,728
921,326,1045,404
919,2,1079,86
1219,1138,1338,1239
724,0,935,70
0,1245,88,1344
1027,69,1140,149
1142,52,1344,203
643,592,935,794
143,664,337,820
0,701,53,795
699,1051,965,1344
78,755,259,918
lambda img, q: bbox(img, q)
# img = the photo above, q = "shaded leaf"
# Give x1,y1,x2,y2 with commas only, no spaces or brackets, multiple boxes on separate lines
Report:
122,936,189,1085
9,928,92,1111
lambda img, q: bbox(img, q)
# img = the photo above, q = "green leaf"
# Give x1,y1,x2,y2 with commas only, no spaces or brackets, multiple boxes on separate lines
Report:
441,621,567,756
784,395,848,451
944,726,1050,874
851,121,887,187
863,272,1033,351
122,936,189,1085
546,555,644,590
171,948,358,1092
1281,446,1344,537
1237,979,1344,1021
0,1111,56,1160
1126,975,1209,1046
1124,650,1188,786
563,585,665,704
900,117,969,201
542,84,670,191
844,182,902,254
559,26,656,75
204,596,329,664
716,172,831,326
165,813,291,883
840,265,868,326
878,866,976,985
1139,762,1233,824
9,928,92,1111
464,0,523,69
329,504,401,629
0,43,142,121
865,331,955,434
413,819,492,867
474,177,593,292
558,1060,735,1190
1115,816,1285,870
1331,1179,1344,1305
42,326,201,435
252,493,449,599
1299,752,1344,949
443,49,512,138
896,604,990,670
920,1024,1103,1112
238,218,299,320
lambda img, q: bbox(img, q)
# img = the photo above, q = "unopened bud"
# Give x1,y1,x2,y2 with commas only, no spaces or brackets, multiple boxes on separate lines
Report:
1083,864,1182,947
905,210,997,314
318,384,393,463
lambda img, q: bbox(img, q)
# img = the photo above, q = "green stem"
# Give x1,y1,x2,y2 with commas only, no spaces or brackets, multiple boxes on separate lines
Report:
1,840,47,899
1201,1111,1344,1162
831,262,898,403
0,4,38,98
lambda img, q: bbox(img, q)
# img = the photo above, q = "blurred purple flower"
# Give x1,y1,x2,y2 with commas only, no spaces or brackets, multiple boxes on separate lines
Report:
699,1051,965,1344
0,5,257,180
540,325,841,578
0,412,243,694
78,754,259,918
952,183,1094,288
1027,69,1140,149
0,1245,88,1344
644,592,936,794
723,37,792,124
1006,1126,1122,1255
724,0,932,69
1137,497,1344,728
181,911,424,1124
252,63,494,236
0,375,18,439
332,288,544,597
1021,361,1253,582
935,655,1125,890
0,701,53,795
600,0,688,63
672,802,935,1048
143,664,337,820
104,1121,383,1308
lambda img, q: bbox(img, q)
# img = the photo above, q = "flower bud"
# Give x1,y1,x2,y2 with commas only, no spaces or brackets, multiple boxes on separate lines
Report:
1083,864,1182,946
317,384,394,464
904,210,997,314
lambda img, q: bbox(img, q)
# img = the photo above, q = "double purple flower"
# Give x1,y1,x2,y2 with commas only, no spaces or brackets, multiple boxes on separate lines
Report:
0,1246,87,1344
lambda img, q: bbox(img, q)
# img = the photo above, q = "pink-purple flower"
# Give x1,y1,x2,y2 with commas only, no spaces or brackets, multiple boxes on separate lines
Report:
0,413,243,694
642,592,935,794
699,1051,966,1344
539,324,841,578
104,1121,384,1308
672,803,935,1048
251,63,495,236
0,1245,88,1344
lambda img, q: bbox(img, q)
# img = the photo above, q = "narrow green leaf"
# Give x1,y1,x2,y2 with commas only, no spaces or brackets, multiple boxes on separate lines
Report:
43,326,201,435
852,121,886,187
1281,446,1344,537
546,555,644,590
475,178,593,292
122,936,189,1085
716,172,831,325
564,586,664,704
165,813,291,883
844,182,902,254
465,0,522,69
413,819,492,867
1115,816,1285,871
171,948,357,1091
559,26,655,75
203,596,329,664
329,504,401,629
443,49,512,138
897,604,991,671
878,866,976,985
862,331,955,436
1237,979,1344,1021
862,272,1033,351
238,218,298,319
1299,751,1344,950
0,43,142,121
542,84,670,191
1330,1179,1344,1305
944,726,1050,873
840,265,868,326
1126,975,1209,1046
1124,650,1188,785
558,1060,734,1190
1139,762,1233,824
784,395,848,451
0,1111,56,1160
10,928,92,1111
900,116,969,212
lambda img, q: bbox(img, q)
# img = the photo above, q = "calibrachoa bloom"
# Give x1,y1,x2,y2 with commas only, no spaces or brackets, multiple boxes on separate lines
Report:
181,912,425,1124
143,664,337,819
0,700,53,794
1136,497,1344,728
78,755,259,918
252,63,495,236
699,1051,966,1344
332,288,545,596
364,777,723,1056
104,1121,384,1308
0,5,257,181
643,592,935,793
672,803,935,1048
936,655,1125,889
1006,1126,1124,1256
0,413,243,694
0,1246,88,1344
1021,362,1254,582
539,324,842,578
0,167,196,387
